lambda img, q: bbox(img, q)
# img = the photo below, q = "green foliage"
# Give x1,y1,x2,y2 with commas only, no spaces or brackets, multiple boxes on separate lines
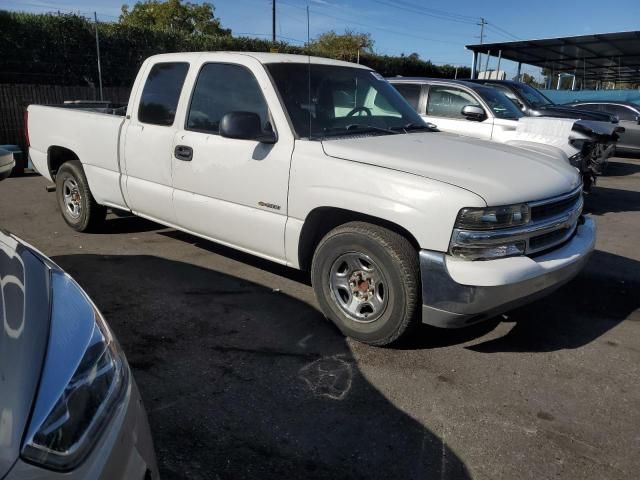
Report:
518,72,543,88
308,30,374,61
0,10,470,87
120,0,230,36
360,53,468,79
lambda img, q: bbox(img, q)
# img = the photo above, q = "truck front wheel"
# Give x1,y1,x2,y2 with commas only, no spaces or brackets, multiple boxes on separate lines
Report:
55,161,106,232
311,222,420,346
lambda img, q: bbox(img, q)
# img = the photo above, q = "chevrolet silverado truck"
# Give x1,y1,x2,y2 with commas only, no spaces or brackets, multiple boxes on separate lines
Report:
27,53,596,346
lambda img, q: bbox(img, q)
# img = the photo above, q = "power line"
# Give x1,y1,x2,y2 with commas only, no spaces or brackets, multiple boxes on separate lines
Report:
278,0,465,46
371,0,477,25
486,22,520,41
388,0,478,21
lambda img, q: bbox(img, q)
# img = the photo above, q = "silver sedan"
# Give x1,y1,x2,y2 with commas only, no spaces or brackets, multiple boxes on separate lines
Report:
566,101,640,155
0,229,158,479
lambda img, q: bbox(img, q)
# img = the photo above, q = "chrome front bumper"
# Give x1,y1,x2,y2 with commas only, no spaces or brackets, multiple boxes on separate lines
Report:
420,216,596,328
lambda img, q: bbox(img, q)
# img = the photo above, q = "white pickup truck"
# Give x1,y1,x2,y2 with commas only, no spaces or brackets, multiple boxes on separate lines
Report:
27,52,595,346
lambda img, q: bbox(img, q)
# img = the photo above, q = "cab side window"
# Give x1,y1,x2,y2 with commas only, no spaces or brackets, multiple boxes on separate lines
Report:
393,84,422,111
186,63,269,134
138,62,189,126
427,86,481,118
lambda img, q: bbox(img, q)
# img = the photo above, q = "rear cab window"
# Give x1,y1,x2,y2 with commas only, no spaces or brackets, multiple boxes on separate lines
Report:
138,62,189,126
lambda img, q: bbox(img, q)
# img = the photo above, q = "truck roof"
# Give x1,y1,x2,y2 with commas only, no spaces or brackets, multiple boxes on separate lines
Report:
145,51,371,69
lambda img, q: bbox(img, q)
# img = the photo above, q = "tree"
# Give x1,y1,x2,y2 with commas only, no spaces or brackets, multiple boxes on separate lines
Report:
120,0,230,36
308,30,373,61
517,72,543,88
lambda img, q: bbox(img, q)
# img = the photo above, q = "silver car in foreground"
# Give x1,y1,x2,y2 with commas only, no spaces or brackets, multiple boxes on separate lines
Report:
0,229,158,479
0,149,15,180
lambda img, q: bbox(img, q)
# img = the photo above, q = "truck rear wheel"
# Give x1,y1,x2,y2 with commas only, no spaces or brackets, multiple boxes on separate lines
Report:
311,222,420,346
55,161,106,232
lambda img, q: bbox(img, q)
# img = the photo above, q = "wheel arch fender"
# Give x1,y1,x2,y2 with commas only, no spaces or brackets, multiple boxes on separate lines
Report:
288,174,486,270
295,206,422,271
47,145,80,179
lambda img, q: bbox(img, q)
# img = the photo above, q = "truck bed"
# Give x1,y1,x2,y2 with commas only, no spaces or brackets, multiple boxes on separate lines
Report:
28,104,128,209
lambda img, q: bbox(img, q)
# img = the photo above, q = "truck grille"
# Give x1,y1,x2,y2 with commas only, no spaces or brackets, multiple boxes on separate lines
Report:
530,189,582,221
529,226,575,252
525,186,583,254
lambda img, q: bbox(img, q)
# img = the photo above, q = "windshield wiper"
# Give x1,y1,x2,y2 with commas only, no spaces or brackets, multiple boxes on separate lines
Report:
321,124,398,138
391,122,435,133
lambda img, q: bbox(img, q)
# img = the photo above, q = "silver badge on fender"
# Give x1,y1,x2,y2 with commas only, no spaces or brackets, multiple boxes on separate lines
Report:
258,201,281,210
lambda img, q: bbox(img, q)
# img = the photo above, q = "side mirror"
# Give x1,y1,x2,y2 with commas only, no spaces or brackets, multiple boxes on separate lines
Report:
636,115,640,125
461,105,486,121
219,111,277,144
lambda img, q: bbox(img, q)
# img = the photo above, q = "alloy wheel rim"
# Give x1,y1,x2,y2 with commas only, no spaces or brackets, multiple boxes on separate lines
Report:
329,252,388,323
62,178,82,219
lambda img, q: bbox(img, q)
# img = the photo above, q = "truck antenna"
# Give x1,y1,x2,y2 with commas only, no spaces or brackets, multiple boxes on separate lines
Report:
307,4,312,139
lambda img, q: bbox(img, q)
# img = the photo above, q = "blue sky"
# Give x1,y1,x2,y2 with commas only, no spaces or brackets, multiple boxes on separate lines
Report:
2,0,639,80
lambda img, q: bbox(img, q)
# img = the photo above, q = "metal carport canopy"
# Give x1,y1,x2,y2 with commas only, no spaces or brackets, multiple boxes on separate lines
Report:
465,31,640,82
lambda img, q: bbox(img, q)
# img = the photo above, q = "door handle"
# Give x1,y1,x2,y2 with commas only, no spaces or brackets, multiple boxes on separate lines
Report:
174,145,193,161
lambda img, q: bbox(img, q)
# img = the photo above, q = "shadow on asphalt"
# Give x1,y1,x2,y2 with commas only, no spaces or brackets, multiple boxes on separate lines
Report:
605,159,640,176
160,229,312,285
608,151,640,161
466,250,639,353
53,253,471,480
584,185,640,215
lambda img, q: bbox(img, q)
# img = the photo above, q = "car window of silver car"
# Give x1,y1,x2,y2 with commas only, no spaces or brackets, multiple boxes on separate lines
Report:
600,104,637,122
426,86,482,119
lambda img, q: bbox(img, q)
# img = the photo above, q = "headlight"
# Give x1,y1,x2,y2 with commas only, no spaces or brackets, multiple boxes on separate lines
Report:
454,204,530,230
21,271,127,471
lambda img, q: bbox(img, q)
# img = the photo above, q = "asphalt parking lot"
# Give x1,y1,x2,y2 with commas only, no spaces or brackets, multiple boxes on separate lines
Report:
1,156,639,480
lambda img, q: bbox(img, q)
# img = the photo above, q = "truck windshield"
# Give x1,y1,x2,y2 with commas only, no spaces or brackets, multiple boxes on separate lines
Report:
511,83,553,109
266,63,429,139
475,87,523,120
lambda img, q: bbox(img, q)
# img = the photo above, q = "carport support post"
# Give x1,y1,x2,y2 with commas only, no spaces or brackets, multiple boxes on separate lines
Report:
471,50,477,79
484,50,491,77
571,74,576,90
516,62,522,82
496,50,502,79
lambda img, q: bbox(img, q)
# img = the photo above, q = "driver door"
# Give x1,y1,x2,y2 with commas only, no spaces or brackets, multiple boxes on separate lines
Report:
171,61,294,262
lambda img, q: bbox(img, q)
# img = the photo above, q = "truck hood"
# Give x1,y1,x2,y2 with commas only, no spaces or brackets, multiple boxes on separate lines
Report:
321,132,582,205
0,231,51,479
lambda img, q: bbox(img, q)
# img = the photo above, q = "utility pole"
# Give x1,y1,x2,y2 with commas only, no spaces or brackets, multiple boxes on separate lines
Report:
94,12,103,101
272,0,276,44
478,17,487,44
476,17,487,78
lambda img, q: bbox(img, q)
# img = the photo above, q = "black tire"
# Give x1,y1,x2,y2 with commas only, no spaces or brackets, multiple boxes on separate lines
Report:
311,222,420,346
55,160,106,232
